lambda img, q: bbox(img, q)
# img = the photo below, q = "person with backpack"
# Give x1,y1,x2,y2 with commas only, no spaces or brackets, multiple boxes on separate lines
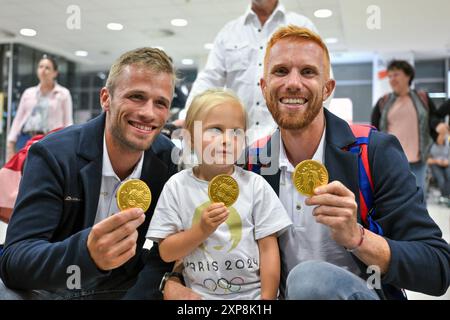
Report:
371,60,443,192
161,26,450,300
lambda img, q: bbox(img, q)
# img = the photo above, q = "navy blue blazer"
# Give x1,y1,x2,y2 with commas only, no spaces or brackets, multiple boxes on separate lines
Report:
252,109,450,297
0,113,176,295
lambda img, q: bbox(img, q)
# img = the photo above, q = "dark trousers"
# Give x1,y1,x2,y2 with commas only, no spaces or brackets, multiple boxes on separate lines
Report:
430,164,450,197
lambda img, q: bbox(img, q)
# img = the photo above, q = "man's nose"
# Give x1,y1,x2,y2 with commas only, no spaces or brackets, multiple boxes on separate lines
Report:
285,70,302,92
138,101,156,119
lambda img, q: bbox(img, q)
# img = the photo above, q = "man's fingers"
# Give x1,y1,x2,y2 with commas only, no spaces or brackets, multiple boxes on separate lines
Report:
314,214,347,228
109,244,138,270
103,213,145,245
94,208,145,235
306,193,357,210
107,230,139,258
313,180,354,198
312,205,354,218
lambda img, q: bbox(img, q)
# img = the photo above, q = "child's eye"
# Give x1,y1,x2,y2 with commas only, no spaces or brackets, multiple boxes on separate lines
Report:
232,129,245,137
206,127,222,135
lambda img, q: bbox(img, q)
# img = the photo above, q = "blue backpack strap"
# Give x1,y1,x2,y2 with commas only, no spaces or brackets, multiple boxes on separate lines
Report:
347,125,383,236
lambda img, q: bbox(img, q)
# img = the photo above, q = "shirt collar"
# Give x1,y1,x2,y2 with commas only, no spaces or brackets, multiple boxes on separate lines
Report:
243,2,286,25
278,126,327,172
102,132,144,180
36,82,61,95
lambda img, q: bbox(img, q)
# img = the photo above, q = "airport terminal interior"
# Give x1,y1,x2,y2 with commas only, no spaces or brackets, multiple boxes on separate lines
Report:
0,0,449,300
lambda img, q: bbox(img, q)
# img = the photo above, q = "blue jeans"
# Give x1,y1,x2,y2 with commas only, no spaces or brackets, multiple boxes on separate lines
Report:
285,261,380,300
430,164,450,197
15,132,32,151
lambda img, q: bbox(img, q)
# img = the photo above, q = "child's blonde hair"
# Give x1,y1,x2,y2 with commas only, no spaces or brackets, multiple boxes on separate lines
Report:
184,88,247,144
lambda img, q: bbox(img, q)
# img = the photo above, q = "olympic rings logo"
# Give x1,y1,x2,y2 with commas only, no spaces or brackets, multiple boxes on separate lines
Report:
203,277,245,292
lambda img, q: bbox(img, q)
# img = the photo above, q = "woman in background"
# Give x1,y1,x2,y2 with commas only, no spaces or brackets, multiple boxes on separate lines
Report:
6,55,73,161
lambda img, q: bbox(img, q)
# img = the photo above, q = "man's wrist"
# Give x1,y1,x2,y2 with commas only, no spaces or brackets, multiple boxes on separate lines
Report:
345,223,365,253
159,271,184,294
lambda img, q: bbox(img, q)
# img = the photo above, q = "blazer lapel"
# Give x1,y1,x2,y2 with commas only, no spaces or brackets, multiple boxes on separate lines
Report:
323,109,361,222
140,150,168,217
77,114,105,228
80,159,103,228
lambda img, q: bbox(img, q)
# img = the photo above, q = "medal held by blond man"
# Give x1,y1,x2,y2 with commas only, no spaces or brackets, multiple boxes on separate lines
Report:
117,179,152,212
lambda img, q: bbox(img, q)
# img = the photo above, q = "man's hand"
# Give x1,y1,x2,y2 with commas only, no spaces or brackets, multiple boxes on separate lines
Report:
305,181,361,249
199,203,229,235
307,181,391,273
163,279,202,300
87,208,145,271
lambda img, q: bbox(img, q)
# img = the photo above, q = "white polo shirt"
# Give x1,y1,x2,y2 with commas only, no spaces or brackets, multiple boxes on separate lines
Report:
94,133,144,224
277,127,361,296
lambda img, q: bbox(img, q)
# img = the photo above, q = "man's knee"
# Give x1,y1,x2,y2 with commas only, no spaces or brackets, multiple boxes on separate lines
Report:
285,261,379,300
286,261,339,299
0,278,28,300
0,277,49,300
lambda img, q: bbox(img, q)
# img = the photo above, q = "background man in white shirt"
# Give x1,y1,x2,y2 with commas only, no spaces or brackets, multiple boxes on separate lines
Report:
180,0,319,143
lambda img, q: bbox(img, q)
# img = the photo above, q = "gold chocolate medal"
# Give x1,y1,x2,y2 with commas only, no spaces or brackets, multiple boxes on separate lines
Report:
116,179,151,212
208,174,239,207
292,160,329,197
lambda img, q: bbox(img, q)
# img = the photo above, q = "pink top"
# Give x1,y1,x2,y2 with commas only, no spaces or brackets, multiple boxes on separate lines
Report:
387,95,420,163
7,83,73,142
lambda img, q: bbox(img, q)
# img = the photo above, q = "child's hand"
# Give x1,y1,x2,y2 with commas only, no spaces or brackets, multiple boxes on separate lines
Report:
199,202,229,235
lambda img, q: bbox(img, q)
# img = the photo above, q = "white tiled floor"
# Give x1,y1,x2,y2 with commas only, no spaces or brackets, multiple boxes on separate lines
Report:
1,194,449,300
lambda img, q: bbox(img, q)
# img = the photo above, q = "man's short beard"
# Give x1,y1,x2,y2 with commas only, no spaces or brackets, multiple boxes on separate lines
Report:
266,93,323,130
110,123,150,152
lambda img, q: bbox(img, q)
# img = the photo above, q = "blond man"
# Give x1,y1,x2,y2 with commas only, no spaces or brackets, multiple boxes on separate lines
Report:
0,48,177,299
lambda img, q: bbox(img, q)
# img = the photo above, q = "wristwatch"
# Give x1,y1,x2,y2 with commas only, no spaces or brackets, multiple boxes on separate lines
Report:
159,271,184,294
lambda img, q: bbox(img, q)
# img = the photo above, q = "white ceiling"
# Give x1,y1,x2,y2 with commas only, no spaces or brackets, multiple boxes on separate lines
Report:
0,0,449,71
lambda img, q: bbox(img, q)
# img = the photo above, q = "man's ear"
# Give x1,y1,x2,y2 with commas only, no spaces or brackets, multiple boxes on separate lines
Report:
323,79,336,101
260,78,267,99
100,87,111,112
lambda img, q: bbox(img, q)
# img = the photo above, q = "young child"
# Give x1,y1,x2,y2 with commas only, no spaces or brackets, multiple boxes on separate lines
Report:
147,89,292,300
